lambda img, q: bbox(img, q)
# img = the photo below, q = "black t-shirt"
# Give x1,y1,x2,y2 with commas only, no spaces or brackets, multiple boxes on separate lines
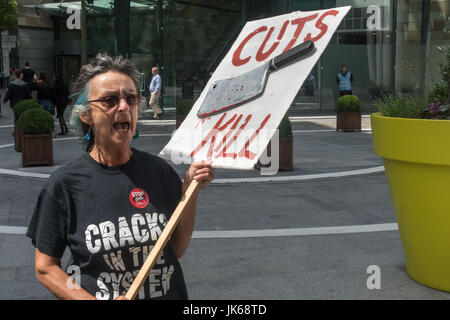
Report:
37,83,54,101
26,148,188,300
53,82,69,106
21,68,35,83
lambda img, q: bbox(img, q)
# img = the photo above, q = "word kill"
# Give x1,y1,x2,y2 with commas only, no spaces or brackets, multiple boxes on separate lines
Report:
191,112,271,160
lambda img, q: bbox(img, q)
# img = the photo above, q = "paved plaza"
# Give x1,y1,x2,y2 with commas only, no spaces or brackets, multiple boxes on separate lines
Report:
0,90,449,300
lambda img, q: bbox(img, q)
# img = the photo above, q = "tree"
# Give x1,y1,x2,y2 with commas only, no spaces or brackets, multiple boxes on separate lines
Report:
0,0,18,32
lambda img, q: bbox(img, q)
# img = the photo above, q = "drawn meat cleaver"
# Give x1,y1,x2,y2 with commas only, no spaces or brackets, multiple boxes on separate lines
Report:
197,40,315,118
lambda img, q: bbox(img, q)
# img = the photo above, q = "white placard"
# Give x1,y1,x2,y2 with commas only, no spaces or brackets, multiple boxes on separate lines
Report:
160,7,351,170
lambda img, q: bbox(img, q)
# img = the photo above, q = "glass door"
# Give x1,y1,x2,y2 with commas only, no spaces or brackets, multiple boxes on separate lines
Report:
54,55,81,89
291,0,322,111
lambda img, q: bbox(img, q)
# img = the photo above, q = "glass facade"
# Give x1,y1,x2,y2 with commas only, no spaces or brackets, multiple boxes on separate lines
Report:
19,0,450,110
395,0,450,94
83,1,249,107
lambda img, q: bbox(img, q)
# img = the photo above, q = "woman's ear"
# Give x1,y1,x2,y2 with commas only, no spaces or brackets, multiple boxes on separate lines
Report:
78,111,92,126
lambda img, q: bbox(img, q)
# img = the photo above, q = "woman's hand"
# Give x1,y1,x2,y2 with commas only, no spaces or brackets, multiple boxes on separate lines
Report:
183,161,214,192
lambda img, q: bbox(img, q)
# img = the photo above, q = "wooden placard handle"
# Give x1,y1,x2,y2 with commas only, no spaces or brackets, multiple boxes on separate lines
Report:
125,179,200,300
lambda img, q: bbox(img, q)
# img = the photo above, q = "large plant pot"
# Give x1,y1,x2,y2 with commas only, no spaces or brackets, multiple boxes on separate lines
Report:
337,111,361,132
176,115,187,129
255,135,293,172
279,135,293,171
371,112,450,292
21,133,54,167
14,122,23,152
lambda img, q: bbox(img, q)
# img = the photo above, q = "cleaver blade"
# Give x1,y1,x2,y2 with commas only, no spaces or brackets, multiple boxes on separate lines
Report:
197,40,315,118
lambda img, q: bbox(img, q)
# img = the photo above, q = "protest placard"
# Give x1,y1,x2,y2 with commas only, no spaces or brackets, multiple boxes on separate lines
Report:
126,7,351,299
160,6,351,170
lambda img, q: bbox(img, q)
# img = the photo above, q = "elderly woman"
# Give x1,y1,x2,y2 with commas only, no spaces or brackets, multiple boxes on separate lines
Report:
26,53,214,300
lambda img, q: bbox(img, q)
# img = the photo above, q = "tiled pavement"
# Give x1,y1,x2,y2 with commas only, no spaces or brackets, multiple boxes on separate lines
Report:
1,89,449,300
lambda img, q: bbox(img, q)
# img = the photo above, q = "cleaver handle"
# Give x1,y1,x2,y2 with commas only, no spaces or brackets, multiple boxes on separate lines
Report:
270,40,315,70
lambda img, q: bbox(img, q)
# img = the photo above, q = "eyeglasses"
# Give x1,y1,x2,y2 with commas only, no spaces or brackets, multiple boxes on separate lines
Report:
88,93,139,109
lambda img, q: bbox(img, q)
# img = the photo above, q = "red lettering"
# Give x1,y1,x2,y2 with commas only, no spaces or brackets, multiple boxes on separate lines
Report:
232,11,340,65
238,114,271,160
195,117,209,129
304,10,339,42
283,13,318,52
214,114,243,154
190,113,237,160
255,20,289,62
232,26,267,66
277,20,290,41
215,114,252,159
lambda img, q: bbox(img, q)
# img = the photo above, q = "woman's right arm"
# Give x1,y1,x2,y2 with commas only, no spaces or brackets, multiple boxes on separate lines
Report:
34,248,96,300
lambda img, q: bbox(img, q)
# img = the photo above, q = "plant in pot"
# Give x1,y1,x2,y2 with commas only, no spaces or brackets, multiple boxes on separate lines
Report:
336,94,361,131
371,44,450,292
18,108,54,167
176,99,194,128
255,115,293,172
12,99,41,152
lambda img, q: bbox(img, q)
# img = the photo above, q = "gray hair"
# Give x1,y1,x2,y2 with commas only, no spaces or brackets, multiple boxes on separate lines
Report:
70,53,140,151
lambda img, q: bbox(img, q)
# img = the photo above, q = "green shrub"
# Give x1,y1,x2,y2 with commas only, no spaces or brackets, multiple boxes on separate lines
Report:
428,81,448,104
176,99,194,116
376,94,428,118
337,95,361,112
278,115,292,139
18,108,54,134
13,99,41,121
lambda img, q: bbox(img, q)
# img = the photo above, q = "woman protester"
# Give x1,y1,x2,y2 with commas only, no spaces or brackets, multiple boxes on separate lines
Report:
36,73,54,113
26,53,214,300
53,74,69,135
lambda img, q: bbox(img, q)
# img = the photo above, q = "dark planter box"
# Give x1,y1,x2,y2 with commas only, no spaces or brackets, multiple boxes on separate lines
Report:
336,112,361,132
255,135,293,172
14,122,23,152
279,135,294,171
21,133,53,167
176,114,187,129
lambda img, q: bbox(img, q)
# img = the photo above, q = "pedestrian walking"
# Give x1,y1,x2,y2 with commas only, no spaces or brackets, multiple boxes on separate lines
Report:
36,73,54,113
8,66,15,84
27,53,214,300
148,67,163,119
2,69,32,109
336,64,353,96
20,61,37,90
53,74,69,135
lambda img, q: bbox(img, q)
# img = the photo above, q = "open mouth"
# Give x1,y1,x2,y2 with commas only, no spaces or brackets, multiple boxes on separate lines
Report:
113,121,130,132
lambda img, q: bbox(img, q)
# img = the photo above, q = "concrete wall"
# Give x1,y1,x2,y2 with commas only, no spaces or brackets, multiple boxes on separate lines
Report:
17,4,54,77
18,28,53,77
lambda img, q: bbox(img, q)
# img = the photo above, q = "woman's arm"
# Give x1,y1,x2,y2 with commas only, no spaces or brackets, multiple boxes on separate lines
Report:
171,162,214,259
34,248,96,300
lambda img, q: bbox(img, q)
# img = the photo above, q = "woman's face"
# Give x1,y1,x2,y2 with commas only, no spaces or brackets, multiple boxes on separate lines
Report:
83,71,138,152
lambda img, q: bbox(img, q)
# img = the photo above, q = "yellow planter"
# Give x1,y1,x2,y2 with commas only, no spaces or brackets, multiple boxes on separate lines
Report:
371,112,450,292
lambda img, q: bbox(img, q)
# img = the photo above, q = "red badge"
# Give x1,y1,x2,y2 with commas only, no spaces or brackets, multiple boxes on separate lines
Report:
129,188,150,209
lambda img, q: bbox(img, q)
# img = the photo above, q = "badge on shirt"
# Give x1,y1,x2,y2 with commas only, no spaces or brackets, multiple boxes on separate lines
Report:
129,188,150,209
